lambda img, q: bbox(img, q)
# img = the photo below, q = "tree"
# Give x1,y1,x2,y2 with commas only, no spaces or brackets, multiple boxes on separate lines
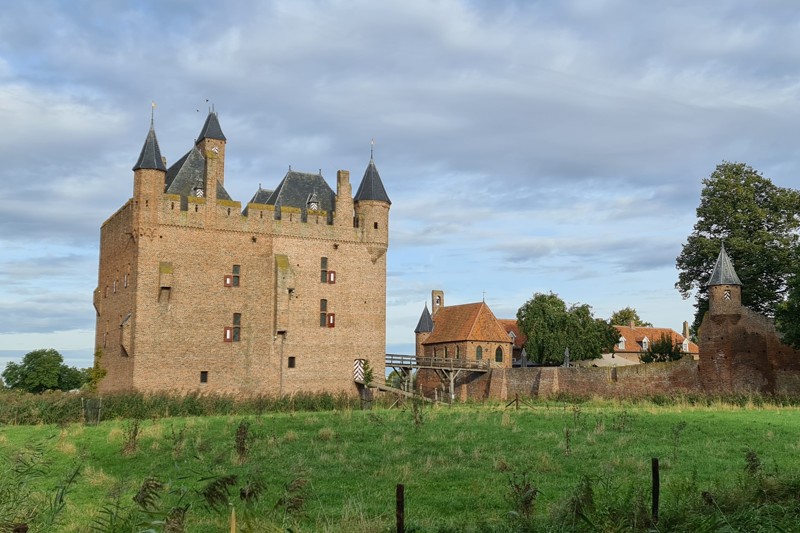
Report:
1,349,87,393
517,292,619,364
609,307,653,327
776,267,800,349
639,334,684,363
676,162,800,332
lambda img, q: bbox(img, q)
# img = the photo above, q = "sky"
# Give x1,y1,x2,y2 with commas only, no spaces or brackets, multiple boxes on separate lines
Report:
1,0,800,371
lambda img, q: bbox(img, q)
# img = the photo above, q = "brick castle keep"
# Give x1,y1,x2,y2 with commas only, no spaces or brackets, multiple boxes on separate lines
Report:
94,111,390,395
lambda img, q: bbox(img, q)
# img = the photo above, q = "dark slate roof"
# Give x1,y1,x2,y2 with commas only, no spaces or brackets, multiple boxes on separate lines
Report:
708,243,742,286
164,146,232,201
354,158,391,204
132,125,167,171
414,304,434,334
197,111,226,142
265,171,335,211
242,187,274,215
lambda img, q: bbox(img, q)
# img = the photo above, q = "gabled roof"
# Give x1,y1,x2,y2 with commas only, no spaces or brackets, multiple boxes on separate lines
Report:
614,325,698,355
708,243,742,286
133,124,167,172
265,171,335,211
354,158,391,204
498,319,527,349
197,111,226,141
423,302,511,345
414,304,433,334
164,146,232,201
242,187,274,215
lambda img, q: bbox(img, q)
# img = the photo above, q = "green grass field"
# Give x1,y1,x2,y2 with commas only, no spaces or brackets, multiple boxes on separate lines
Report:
2,399,799,532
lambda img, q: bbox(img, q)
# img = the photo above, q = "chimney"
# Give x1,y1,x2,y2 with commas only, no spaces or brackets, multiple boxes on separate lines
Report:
682,321,690,339
629,320,635,328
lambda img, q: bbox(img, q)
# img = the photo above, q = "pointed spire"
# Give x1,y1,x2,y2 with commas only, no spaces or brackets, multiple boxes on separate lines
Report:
197,110,226,142
708,242,742,286
354,143,391,204
132,119,167,172
414,303,434,334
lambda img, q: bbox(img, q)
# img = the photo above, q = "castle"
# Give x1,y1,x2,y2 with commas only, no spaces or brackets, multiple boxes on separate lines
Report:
93,111,390,395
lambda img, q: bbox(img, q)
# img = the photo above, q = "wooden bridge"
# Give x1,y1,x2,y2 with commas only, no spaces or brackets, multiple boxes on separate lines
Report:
384,354,490,372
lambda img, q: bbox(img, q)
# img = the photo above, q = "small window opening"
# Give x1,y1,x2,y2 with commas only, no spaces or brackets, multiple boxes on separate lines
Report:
227,207,231,216
495,347,503,363
476,346,483,360
374,221,379,229
320,257,328,283
200,371,208,383
233,313,241,342
194,204,199,212
320,299,328,327
171,202,175,210
288,356,296,368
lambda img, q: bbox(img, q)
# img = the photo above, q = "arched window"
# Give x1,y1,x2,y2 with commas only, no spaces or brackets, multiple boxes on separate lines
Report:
476,346,483,360
495,347,503,363
456,345,460,358
444,346,448,358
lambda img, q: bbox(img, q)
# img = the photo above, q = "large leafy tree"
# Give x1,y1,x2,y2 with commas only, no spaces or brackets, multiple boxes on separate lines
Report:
776,267,800,349
2,349,87,393
517,292,618,364
676,162,800,332
609,307,653,327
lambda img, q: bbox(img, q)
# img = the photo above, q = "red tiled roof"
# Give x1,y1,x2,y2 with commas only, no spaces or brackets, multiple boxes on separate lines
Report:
498,319,527,348
423,302,511,345
613,325,698,355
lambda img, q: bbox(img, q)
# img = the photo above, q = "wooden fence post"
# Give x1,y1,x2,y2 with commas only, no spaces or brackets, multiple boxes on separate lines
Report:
651,457,660,524
396,483,405,533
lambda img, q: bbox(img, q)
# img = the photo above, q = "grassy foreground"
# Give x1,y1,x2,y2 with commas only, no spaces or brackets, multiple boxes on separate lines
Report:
1,399,799,532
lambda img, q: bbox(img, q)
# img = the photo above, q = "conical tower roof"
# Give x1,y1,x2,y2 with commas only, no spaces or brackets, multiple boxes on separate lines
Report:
132,122,167,171
354,157,391,204
197,110,226,142
414,304,433,334
707,243,742,286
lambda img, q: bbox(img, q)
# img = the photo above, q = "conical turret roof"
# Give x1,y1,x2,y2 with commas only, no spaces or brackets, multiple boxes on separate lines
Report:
197,111,226,142
707,243,742,286
414,304,433,334
132,123,167,171
354,157,391,204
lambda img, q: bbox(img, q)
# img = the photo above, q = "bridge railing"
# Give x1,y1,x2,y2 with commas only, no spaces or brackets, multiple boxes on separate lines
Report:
385,354,490,371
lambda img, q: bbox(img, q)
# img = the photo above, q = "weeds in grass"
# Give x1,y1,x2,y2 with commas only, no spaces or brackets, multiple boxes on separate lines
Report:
121,418,141,455
563,428,572,456
671,420,688,461
235,420,250,462
199,474,239,512
611,410,631,432
411,396,425,428
168,423,187,458
505,471,539,524
276,476,310,517
745,447,762,476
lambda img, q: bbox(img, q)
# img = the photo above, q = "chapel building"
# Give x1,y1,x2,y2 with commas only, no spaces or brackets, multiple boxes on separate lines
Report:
93,111,390,395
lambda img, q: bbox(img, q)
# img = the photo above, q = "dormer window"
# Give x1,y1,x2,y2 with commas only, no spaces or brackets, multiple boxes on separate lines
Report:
641,337,649,351
682,339,689,352
508,331,516,342
618,336,625,350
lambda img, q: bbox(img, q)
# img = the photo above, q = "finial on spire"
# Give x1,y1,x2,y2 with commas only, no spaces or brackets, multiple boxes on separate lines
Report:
370,138,374,160
150,101,156,128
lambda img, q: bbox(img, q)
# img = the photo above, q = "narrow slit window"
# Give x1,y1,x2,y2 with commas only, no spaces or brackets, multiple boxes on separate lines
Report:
232,313,241,342
200,371,208,383
320,299,328,327
320,257,328,283
288,356,296,368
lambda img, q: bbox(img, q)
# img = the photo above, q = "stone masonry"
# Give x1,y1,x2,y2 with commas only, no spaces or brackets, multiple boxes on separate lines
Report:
94,111,390,395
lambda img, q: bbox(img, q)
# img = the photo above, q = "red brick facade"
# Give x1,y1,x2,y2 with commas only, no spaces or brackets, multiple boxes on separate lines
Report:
94,113,389,395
